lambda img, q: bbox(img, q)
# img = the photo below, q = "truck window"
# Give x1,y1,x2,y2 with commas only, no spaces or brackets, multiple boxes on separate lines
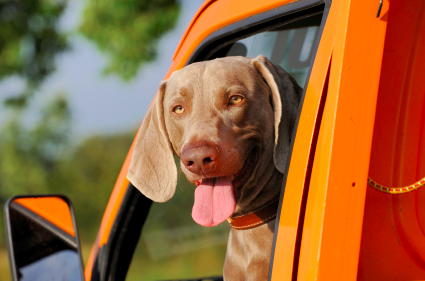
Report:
224,13,322,87
126,9,324,281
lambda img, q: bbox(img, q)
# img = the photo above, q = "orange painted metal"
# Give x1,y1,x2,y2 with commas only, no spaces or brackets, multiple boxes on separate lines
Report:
15,197,75,237
172,0,216,61
358,0,425,279
296,0,389,279
270,4,335,280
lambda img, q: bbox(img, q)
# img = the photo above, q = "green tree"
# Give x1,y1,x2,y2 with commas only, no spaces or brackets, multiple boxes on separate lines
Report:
79,0,180,80
0,94,71,202
0,0,69,108
49,131,135,241
0,93,136,244
0,94,71,248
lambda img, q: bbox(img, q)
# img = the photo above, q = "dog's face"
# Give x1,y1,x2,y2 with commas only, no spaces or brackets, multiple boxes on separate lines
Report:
128,55,301,227
164,58,273,187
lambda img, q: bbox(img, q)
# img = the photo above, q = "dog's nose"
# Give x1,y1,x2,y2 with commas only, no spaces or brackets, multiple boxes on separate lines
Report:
181,145,218,175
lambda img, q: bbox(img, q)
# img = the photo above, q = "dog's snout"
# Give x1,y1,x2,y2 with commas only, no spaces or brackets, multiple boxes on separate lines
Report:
181,144,218,175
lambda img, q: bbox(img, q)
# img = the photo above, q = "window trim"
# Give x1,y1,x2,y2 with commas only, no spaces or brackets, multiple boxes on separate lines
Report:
188,0,325,67
97,1,332,280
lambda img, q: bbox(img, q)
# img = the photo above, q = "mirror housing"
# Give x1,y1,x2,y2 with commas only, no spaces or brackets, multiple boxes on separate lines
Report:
4,195,84,281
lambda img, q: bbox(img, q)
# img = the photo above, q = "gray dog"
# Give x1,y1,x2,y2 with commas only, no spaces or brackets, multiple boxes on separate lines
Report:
128,55,301,280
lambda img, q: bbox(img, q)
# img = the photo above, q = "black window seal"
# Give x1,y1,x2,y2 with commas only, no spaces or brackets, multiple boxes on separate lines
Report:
93,184,152,281
187,0,327,66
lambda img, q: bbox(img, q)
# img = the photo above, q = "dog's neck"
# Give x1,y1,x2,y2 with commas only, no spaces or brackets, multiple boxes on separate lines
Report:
228,196,280,229
233,152,283,217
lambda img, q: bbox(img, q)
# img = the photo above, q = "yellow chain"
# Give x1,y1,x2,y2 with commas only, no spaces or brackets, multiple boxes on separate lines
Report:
368,177,425,194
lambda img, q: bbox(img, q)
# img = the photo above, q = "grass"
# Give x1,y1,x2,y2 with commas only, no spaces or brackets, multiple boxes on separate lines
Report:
126,242,227,280
0,248,11,281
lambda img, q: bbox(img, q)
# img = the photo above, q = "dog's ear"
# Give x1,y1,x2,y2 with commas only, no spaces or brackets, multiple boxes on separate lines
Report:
251,55,302,173
127,81,177,202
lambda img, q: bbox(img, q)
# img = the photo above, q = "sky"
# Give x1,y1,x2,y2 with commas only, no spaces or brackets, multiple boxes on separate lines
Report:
0,0,204,141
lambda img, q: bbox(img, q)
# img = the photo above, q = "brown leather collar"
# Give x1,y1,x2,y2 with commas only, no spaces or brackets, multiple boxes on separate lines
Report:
227,197,280,230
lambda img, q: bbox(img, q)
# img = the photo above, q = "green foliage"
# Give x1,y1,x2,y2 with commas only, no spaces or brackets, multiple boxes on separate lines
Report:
0,95,136,244
79,0,180,80
0,0,181,107
0,0,69,108
0,94,70,248
0,94,70,201
50,131,135,241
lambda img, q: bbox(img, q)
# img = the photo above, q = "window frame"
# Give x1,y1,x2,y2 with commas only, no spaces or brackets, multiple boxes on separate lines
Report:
96,1,331,280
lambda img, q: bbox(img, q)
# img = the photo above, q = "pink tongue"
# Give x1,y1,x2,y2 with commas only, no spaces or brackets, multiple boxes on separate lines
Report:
192,176,236,227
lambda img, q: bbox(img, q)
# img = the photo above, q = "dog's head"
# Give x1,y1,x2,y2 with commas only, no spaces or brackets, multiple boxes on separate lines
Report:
127,55,301,226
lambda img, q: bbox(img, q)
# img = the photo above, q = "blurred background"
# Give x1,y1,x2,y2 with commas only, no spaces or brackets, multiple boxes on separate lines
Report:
0,0,212,279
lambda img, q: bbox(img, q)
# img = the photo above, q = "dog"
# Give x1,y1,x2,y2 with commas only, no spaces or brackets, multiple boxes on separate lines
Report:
127,55,301,280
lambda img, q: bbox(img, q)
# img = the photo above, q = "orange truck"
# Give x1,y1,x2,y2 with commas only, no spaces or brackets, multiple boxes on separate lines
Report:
4,0,425,280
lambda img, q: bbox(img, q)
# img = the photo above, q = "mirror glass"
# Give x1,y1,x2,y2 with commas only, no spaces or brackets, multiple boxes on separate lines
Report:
5,196,84,281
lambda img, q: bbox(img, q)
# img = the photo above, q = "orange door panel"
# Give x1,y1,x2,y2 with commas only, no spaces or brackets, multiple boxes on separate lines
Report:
359,0,425,279
296,0,389,280
270,2,333,279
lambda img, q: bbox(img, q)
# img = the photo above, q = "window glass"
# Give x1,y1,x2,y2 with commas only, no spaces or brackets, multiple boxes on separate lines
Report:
226,13,322,86
127,12,323,281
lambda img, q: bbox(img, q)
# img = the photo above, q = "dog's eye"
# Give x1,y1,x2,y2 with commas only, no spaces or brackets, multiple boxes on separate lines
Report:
173,105,185,114
229,96,243,105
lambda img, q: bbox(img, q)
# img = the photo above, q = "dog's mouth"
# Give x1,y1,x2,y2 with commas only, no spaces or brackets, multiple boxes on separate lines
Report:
192,147,259,227
194,147,259,189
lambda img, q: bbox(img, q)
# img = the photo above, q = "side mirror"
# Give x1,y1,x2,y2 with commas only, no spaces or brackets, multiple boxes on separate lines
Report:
4,195,84,281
